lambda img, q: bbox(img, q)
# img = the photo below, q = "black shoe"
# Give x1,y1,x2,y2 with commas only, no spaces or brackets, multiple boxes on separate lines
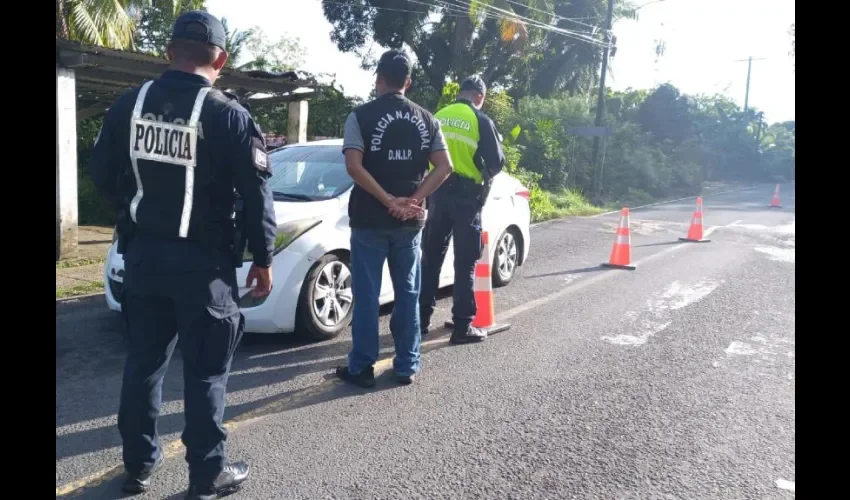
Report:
395,373,415,385
420,314,431,337
450,326,487,345
122,454,164,494
185,461,250,500
335,365,376,388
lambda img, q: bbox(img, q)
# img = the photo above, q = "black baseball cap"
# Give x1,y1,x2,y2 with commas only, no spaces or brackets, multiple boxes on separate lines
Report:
460,75,487,95
376,49,412,82
171,10,227,51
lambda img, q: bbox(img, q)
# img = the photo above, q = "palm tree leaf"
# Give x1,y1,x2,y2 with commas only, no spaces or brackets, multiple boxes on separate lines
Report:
67,0,147,49
69,2,104,46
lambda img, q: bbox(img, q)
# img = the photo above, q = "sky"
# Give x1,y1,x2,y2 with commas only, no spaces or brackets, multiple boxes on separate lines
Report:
206,0,795,123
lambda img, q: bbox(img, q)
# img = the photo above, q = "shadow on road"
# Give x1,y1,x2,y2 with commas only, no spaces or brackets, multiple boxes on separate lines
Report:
524,265,605,280
57,328,459,499
634,241,683,248
56,288,455,462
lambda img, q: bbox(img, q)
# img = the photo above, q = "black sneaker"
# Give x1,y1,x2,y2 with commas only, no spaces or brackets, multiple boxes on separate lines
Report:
185,461,250,500
335,365,376,388
450,326,487,345
394,373,415,385
122,454,164,494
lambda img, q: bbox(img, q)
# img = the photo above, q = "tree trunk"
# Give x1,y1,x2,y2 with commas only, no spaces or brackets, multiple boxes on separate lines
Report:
450,15,473,79
57,0,70,39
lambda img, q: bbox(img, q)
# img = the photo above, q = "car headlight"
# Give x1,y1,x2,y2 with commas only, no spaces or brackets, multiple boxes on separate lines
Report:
242,218,322,262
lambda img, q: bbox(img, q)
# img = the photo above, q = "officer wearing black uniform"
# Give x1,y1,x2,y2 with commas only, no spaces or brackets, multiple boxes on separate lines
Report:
88,11,276,499
419,76,506,344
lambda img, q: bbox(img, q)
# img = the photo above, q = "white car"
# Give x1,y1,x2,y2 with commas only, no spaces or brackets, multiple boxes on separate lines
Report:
104,138,531,341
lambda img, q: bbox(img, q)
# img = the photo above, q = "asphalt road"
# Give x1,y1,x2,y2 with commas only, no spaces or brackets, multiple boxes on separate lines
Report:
56,183,795,499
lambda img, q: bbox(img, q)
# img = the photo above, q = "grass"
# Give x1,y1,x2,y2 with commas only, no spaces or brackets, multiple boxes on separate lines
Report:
532,188,606,222
56,281,105,299
529,181,736,223
56,256,106,269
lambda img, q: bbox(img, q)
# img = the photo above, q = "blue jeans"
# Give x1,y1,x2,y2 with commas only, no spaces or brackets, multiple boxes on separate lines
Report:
348,228,423,377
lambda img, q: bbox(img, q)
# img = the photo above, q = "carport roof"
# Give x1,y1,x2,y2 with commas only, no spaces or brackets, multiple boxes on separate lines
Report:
56,38,318,120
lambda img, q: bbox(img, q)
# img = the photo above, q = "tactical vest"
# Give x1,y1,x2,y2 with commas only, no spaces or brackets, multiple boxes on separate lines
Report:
128,81,212,242
434,102,482,183
349,93,438,229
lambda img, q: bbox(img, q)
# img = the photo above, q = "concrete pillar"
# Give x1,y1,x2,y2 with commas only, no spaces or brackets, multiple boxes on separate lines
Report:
287,100,308,144
56,65,79,261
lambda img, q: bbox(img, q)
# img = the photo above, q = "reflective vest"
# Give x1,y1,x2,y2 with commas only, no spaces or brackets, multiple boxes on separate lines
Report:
434,102,482,183
129,81,210,239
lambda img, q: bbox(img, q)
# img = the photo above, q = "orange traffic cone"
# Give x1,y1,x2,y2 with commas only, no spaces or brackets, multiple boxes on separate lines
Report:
679,197,711,243
769,184,782,208
444,231,511,335
602,208,636,270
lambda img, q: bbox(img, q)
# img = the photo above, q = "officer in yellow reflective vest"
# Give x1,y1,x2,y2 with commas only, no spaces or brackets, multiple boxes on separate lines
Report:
419,76,506,344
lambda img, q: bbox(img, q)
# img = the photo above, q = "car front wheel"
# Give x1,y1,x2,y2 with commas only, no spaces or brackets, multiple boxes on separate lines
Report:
296,254,354,341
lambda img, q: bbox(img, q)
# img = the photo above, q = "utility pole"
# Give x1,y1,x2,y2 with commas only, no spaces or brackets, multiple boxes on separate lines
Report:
591,0,615,201
736,56,766,114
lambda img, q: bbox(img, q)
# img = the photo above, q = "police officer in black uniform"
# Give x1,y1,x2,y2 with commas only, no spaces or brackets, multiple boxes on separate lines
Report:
88,11,276,499
419,76,506,344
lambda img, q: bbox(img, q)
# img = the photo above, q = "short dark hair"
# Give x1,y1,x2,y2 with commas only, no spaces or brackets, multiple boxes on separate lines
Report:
168,38,221,66
376,49,412,89
378,68,407,90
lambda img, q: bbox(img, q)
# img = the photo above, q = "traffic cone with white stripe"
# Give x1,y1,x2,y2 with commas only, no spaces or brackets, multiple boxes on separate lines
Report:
602,208,636,270
444,231,511,335
769,184,782,208
679,197,711,243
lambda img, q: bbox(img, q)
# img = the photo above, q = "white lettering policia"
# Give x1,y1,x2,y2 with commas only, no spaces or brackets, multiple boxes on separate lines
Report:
439,116,471,132
132,116,198,167
370,110,432,158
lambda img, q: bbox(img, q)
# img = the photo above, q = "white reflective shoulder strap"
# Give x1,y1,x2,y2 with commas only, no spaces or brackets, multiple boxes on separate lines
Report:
128,81,154,223
177,87,212,238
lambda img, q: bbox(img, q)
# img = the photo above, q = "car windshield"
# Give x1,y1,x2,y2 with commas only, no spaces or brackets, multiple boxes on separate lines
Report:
268,144,352,201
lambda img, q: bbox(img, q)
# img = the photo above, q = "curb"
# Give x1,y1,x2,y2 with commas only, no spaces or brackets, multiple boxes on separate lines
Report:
56,293,107,316
529,184,760,229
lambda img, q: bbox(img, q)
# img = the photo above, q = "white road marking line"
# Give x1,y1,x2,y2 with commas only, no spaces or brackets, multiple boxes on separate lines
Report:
725,341,759,356
754,246,795,263
728,220,795,235
775,479,795,492
500,223,728,322
602,279,721,346
718,324,795,369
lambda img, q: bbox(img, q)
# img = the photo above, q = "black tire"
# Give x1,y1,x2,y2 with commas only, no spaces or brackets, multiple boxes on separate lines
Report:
492,227,520,288
295,254,354,341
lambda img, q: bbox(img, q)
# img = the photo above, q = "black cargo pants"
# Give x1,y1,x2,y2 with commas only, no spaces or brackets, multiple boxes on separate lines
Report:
117,265,244,486
419,182,484,333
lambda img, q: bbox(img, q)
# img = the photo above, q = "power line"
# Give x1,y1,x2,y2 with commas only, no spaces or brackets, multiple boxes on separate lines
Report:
440,0,607,46
735,56,766,113
322,0,608,48
500,0,604,31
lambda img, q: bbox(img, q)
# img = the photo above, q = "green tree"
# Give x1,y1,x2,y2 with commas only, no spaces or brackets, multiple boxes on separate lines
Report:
223,28,309,135
222,18,251,68
321,0,625,99
235,27,306,72
637,83,693,147
133,0,206,56
57,0,153,50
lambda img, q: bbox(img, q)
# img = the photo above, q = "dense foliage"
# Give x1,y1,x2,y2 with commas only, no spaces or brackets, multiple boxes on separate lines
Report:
68,0,794,225
435,81,794,219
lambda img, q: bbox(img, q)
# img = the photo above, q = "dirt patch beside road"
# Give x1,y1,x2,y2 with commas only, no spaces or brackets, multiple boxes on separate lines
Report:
56,226,113,299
